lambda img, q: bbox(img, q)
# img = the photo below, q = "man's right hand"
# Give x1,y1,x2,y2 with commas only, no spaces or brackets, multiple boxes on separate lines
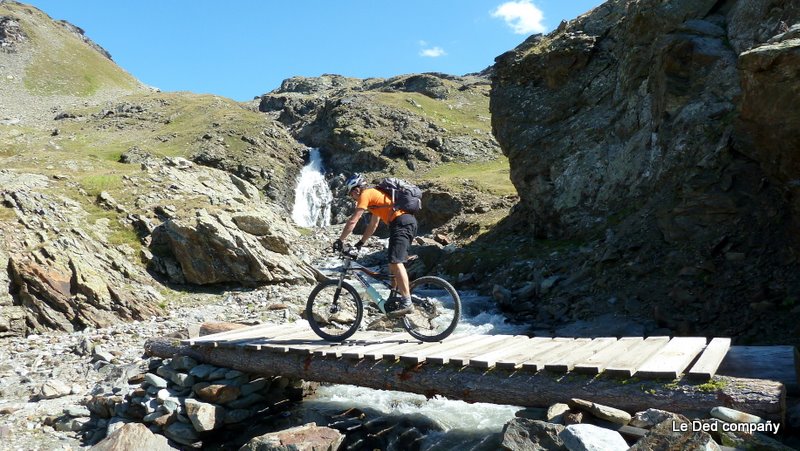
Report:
332,239,344,252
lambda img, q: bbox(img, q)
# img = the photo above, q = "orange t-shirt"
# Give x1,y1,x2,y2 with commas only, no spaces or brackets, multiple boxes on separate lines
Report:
356,188,406,224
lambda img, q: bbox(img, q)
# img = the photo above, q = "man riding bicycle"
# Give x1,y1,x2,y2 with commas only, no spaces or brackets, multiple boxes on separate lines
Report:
333,173,417,316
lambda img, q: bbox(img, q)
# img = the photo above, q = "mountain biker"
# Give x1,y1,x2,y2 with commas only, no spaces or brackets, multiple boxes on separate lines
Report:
333,173,417,316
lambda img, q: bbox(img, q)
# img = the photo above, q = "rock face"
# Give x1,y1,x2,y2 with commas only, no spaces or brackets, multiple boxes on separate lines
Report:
258,73,505,230
492,0,799,239
2,185,162,335
150,208,314,286
488,0,800,342
260,73,498,172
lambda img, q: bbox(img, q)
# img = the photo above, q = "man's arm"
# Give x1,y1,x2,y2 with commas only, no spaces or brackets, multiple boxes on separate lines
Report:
358,213,380,244
339,209,365,242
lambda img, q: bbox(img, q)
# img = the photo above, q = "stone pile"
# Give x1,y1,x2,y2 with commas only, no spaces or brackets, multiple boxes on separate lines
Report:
499,398,796,451
84,356,313,448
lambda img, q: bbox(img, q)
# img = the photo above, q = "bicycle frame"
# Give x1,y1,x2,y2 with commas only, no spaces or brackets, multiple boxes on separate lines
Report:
335,255,396,314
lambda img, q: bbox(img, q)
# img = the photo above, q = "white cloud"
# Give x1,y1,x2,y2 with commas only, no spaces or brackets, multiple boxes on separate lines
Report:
420,46,446,58
491,0,546,34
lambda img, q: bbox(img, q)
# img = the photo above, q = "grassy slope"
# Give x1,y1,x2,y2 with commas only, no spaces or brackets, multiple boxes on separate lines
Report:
2,1,140,96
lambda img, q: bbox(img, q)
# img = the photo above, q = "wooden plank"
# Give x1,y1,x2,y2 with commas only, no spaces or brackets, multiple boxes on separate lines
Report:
339,334,411,360
427,335,512,365
380,334,473,362
520,338,591,371
573,337,643,374
687,338,732,380
467,336,542,369
361,341,425,361
379,341,436,361
449,336,534,367
245,329,328,352
635,337,707,379
544,338,617,373
311,331,398,358
604,337,670,377
399,334,486,364
185,323,284,345
216,323,309,349
494,338,565,370
197,322,296,342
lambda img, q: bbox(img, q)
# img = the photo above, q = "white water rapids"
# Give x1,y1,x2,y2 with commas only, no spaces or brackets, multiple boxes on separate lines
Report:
290,153,527,448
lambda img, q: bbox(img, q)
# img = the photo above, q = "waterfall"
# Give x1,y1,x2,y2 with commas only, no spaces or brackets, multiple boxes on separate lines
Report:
291,148,332,228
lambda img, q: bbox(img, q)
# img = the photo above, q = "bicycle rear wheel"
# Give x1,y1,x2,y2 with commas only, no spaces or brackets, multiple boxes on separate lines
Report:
402,276,461,342
306,280,363,342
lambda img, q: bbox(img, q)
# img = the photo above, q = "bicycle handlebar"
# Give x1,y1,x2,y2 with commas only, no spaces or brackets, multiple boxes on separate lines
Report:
338,244,360,260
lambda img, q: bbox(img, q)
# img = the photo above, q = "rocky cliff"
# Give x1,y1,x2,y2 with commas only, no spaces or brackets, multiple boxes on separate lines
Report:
0,1,315,337
487,0,800,344
257,72,515,233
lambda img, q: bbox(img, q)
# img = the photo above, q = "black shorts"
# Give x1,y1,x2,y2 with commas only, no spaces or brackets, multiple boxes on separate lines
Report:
388,214,417,264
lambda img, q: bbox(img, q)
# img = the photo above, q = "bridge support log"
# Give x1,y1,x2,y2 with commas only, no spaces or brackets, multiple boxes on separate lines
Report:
145,337,785,421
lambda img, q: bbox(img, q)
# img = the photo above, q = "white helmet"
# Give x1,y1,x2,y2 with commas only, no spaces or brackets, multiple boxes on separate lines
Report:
345,173,365,191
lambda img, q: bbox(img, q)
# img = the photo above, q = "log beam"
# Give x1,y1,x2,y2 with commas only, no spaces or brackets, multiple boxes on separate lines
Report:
145,337,786,421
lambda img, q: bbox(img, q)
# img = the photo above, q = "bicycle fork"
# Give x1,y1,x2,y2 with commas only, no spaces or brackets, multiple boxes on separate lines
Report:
330,258,352,313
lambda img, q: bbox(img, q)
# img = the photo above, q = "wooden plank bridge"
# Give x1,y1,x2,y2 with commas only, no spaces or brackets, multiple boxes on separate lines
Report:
144,322,790,421
182,322,731,380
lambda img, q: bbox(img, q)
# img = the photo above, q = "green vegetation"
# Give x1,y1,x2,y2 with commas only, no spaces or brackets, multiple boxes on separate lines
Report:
0,205,17,222
374,90,491,136
422,157,515,196
21,13,139,96
79,174,123,196
695,379,728,392
108,226,140,247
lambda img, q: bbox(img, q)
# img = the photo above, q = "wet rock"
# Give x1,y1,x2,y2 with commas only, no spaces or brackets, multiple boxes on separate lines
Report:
569,398,631,425
546,403,570,425
560,424,628,451
163,422,201,446
501,418,566,451
631,408,681,428
629,418,720,451
239,422,344,451
710,406,764,424
719,429,795,451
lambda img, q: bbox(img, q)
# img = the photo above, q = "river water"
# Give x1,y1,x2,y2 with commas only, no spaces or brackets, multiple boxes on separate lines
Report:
291,154,528,449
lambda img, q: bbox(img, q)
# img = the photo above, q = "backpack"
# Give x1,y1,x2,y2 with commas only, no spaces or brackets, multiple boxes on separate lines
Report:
375,178,422,214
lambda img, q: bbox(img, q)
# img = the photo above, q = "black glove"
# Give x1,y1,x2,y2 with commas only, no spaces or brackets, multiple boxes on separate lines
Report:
332,239,343,252
355,240,365,250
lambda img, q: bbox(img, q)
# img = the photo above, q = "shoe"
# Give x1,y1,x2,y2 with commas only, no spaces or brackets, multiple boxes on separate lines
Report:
388,297,413,317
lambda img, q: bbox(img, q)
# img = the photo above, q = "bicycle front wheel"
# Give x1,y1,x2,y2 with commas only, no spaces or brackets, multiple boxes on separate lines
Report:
402,276,461,342
306,280,364,342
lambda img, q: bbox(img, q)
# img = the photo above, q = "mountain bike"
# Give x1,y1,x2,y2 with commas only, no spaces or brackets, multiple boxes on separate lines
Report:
306,245,461,342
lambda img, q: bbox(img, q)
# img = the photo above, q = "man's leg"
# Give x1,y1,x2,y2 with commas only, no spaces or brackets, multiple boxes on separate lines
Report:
389,262,410,297
387,215,416,315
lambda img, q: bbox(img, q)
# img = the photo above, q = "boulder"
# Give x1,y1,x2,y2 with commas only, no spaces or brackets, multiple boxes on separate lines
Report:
629,418,720,451
559,424,628,451
150,209,314,286
89,423,172,451
184,398,224,432
238,422,344,451
500,418,566,450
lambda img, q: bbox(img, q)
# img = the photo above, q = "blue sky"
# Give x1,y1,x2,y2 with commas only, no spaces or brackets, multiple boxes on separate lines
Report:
26,0,604,101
